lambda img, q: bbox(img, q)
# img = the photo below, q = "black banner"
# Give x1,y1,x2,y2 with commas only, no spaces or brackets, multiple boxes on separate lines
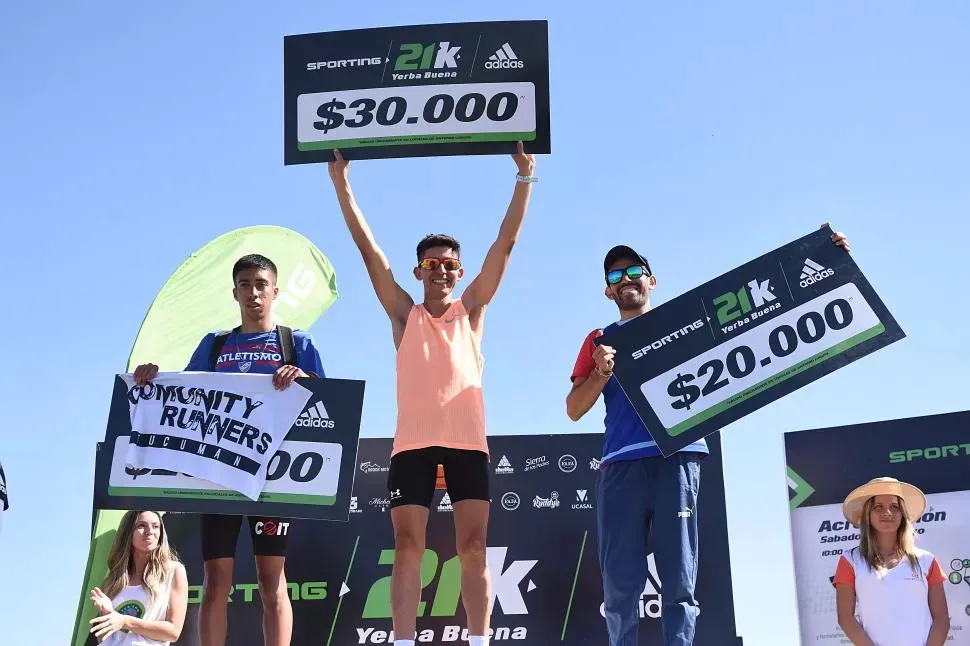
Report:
598,225,904,456
785,409,970,509
283,20,551,164
784,410,970,644
88,433,741,645
95,375,363,521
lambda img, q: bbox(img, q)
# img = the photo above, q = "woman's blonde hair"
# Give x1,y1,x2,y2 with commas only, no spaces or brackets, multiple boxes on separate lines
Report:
857,495,921,576
100,510,180,608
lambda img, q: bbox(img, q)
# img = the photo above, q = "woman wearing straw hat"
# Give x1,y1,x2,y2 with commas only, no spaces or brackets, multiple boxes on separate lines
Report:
832,477,950,646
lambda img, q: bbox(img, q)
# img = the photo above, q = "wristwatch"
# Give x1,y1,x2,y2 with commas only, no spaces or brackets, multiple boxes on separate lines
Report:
516,173,537,183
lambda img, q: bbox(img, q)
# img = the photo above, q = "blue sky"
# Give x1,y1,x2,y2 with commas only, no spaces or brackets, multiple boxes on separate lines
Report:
1,1,968,644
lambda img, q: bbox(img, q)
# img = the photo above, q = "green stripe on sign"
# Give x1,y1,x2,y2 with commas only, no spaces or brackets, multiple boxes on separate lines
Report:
787,466,815,510
107,486,336,505
561,529,588,641
327,535,360,646
666,322,886,437
298,131,536,151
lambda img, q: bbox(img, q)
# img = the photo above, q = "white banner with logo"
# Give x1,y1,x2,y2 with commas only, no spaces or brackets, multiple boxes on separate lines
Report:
790,491,970,644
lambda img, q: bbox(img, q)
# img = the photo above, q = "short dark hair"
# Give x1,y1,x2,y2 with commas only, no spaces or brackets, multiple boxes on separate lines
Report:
416,234,460,261
232,254,278,283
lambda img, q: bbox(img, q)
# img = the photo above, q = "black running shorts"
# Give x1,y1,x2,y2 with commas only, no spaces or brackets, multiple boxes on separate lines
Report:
200,514,291,561
387,446,490,509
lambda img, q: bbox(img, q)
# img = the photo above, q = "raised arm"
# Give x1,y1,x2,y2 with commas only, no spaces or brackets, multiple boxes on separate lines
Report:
462,141,536,313
328,150,414,326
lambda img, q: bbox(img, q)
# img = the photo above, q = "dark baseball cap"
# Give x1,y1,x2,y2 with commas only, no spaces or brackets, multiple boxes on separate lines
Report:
603,244,652,277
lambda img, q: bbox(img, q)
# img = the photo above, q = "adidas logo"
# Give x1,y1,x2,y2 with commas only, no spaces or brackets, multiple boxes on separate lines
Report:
495,454,514,474
296,400,335,429
485,42,524,69
438,492,454,512
798,258,835,288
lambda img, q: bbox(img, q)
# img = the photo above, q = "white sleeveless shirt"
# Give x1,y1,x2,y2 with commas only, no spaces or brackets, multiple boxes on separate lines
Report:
103,564,176,646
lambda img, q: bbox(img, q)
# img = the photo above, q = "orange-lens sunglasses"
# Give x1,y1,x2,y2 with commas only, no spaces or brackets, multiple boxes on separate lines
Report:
418,257,461,271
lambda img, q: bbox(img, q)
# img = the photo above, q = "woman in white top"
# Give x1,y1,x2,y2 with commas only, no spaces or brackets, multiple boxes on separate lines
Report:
88,510,188,645
832,477,950,646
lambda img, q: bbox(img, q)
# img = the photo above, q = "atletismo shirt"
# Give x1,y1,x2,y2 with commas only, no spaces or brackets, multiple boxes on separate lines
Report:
184,328,325,377
572,319,708,467
832,546,946,646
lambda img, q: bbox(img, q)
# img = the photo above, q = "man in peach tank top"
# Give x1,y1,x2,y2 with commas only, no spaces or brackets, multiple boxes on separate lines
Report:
326,142,537,646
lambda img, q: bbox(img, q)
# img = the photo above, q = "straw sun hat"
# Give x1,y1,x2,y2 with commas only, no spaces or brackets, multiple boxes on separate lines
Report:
842,477,926,528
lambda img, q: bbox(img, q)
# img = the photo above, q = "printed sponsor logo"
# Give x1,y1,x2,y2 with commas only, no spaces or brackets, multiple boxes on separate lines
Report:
306,56,384,71
631,320,706,360
360,461,389,474
798,258,834,288
589,458,601,470
349,496,362,514
485,42,524,69
889,444,970,463
524,456,549,472
495,455,515,474
558,454,577,473
501,492,521,511
573,490,593,510
533,491,560,510
296,400,334,429
254,520,290,536
437,493,454,513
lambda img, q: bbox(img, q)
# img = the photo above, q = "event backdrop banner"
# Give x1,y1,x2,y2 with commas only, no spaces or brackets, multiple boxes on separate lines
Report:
784,410,970,645
94,374,363,521
283,20,551,164
76,433,741,646
598,225,905,457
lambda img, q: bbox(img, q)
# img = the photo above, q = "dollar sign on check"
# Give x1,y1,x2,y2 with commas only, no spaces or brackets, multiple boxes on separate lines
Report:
667,372,701,411
314,98,346,133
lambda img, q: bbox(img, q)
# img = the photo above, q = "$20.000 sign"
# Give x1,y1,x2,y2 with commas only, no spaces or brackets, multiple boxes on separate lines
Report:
283,20,551,163
596,226,905,457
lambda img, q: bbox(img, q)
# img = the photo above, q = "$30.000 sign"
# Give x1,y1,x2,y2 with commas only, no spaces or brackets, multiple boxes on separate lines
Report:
597,226,905,457
283,20,551,163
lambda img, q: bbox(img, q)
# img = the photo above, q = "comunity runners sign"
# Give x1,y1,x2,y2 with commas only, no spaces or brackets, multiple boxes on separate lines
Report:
96,373,363,521
122,372,312,501
598,225,905,456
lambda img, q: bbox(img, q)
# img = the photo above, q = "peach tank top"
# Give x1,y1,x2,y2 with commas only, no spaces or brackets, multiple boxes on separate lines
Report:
392,299,488,457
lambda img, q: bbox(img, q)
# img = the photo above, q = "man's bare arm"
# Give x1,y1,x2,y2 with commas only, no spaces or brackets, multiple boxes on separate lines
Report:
566,373,611,421
328,150,413,324
463,142,535,313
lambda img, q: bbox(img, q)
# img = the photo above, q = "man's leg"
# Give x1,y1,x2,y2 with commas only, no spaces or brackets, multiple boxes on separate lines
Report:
199,514,241,646
596,459,650,646
444,450,492,643
388,448,436,644
650,453,701,646
249,517,293,646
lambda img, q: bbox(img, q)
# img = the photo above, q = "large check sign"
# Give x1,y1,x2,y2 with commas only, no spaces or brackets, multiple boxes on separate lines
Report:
283,20,550,164
94,375,363,521
597,226,905,456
